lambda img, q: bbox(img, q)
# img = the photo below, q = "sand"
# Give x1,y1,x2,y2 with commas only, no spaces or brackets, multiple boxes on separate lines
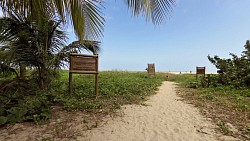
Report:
77,81,237,141
0,81,239,141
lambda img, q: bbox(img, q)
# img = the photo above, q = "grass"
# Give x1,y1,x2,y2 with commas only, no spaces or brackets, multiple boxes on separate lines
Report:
52,71,166,112
0,71,166,140
168,73,250,140
2,71,249,139
0,71,166,123
167,73,197,86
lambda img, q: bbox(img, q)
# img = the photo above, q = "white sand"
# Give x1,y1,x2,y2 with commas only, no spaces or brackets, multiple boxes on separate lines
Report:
77,81,234,141
167,71,218,74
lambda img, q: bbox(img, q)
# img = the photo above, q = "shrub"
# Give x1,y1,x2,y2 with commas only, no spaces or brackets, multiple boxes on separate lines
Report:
0,79,50,126
208,40,250,88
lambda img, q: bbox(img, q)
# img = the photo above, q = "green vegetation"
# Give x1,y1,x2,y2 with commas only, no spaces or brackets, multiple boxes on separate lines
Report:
167,40,250,139
54,71,165,110
0,0,175,127
0,71,165,126
0,0,175,41
168,73,250,139
208,40,250,88
167,73,198,87
0,0,175,131
0,10,101,89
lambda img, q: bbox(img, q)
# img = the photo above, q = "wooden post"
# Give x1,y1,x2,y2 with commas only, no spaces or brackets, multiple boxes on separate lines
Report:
69,72,72,95
69,55,72,95
95,74,98,98
95,55,99,98
196,66,198,80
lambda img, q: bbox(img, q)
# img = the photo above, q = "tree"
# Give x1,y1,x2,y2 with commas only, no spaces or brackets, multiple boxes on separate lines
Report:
208,40,250,87
0,0,175,41
0,0,175,89
0,11,101,88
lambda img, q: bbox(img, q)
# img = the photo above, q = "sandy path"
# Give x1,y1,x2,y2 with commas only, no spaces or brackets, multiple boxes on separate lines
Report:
77,81,231,141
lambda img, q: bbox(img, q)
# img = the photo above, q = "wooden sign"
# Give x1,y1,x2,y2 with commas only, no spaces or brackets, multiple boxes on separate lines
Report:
70,54,98,73
196,66,205,79
69,53,98,97
147,64,155,75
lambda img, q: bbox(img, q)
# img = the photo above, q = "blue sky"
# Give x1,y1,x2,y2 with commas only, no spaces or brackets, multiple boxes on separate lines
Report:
70,0,250,72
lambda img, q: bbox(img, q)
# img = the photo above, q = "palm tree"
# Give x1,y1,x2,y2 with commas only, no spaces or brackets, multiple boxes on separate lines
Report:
0,11,101,88
0,0,175,41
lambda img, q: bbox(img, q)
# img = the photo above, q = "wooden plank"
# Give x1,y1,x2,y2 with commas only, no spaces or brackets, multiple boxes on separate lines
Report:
71,57,96,63
70,53,98,57
71,64,96,71
70,56,97,72
69,70,98,74
196,67,205,74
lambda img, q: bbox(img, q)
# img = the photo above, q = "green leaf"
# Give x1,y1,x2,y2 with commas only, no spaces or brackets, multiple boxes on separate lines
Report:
0,116,8,126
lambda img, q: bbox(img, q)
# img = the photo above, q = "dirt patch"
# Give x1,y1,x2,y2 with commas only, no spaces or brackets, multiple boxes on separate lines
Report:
0,106,108,141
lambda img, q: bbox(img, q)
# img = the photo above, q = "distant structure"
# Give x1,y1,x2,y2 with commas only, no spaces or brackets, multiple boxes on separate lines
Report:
196,66,205,79
147,64,155,76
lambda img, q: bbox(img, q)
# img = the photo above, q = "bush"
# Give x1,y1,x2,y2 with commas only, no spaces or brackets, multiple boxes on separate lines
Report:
0,79,50,126
208,40,250,88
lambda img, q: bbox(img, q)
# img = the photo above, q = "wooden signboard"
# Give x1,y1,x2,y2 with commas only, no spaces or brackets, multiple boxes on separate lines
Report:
69,53,98,97
147,64,155,75
196,66,205,79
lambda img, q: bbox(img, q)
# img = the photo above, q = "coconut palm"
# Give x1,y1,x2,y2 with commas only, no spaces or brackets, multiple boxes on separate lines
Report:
0,11,101,88
0,0,175,41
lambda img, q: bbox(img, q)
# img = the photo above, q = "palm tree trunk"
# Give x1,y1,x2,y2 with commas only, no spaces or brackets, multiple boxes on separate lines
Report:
19,63,26,79
37,65,47,89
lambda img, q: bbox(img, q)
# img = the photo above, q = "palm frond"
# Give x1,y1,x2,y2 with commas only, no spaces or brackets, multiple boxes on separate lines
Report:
125,0,175,24
0,63,19,77
66,40,101,54
0,0,105,41
51,40,101,69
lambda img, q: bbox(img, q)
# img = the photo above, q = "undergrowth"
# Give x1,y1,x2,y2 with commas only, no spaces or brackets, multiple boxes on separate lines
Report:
0,71,165,126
